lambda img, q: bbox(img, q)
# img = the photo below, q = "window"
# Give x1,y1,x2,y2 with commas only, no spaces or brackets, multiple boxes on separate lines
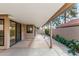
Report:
26,25,33,33
0,19,4,46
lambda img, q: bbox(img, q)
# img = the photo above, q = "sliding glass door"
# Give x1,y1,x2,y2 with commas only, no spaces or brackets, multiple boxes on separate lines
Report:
16,23,21,42
0,19,4,46
10,21,16,46
10,21,21,46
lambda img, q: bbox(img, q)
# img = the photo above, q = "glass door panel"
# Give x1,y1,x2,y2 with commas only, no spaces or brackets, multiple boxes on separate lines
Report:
16,23,21,42
10,21,16,46
0,19,4,46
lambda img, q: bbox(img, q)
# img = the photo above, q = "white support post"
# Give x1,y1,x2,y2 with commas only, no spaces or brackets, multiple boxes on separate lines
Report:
50,21,52,48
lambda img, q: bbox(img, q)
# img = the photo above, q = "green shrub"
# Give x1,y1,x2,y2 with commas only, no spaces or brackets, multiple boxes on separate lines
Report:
55,35,79,55
68,40,79,55
45,29,50,36
55,35,70,46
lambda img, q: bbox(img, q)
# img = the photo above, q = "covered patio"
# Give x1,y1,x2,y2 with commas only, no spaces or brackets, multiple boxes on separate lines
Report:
0,34,70,56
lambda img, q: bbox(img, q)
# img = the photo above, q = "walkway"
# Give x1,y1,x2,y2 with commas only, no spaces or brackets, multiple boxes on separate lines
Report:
0,34,70,56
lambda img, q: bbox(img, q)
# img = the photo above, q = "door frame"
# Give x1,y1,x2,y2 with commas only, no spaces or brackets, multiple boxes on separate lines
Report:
10,20,22,46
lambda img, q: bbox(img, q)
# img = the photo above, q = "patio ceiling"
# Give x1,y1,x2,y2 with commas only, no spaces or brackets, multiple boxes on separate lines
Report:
0,3,64,27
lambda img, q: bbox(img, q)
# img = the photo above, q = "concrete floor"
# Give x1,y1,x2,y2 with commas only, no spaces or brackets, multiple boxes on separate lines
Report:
0,34,69,56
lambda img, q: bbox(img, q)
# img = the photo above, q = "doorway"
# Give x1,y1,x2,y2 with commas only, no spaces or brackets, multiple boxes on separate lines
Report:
10,21,21,46
16,23,21,43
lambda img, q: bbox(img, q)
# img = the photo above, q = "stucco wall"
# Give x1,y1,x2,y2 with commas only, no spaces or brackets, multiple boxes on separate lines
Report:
52,26,79,41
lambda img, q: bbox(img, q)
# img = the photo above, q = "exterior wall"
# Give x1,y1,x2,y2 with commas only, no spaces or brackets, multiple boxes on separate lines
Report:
0,15,10,49
0,15,27,49
26,25,35,40
21,24,26,40
21,24,36,40
52,26,79,41
0,15,36,49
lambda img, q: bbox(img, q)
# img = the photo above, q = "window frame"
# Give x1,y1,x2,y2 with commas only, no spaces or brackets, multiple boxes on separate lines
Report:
26,25,33,33
0,19,4,46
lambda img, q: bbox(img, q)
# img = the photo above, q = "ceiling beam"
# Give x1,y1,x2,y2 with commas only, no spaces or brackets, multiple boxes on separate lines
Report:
42,3,74,27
